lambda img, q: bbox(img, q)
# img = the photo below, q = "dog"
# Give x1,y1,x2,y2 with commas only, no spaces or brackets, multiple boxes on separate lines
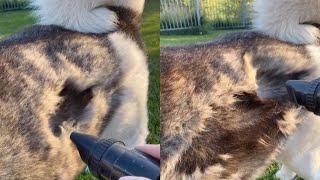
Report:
160,31,320,179
254,0,320,179
253,0,320,45
0,0,149,179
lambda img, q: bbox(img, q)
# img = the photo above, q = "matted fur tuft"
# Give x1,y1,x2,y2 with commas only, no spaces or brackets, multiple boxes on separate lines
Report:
253,0,320,44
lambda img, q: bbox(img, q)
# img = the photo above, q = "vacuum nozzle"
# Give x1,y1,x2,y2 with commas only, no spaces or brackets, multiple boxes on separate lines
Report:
286,78,320,115
70,132,98,164
70,132,160,180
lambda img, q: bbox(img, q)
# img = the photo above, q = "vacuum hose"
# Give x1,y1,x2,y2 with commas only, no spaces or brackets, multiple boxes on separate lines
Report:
70,132,160,180
286,78,320,115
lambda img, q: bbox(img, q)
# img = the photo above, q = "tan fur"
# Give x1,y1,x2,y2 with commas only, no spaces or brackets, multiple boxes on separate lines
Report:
0,1,148,179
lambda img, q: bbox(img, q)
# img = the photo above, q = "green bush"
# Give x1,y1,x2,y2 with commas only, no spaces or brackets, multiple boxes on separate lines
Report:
161,0,253,30
161,3,196,29
201,0,253,28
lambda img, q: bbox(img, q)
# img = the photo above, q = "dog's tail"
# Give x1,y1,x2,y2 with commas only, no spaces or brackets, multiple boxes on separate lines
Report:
31,0,145,33
253,0,320,44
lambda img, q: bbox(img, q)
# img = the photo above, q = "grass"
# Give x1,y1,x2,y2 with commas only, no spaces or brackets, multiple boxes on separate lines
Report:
0,1,160,179
142,0,160,144
0,10,35,39
258,162,280,180
76,171,97,180
160,30,236,46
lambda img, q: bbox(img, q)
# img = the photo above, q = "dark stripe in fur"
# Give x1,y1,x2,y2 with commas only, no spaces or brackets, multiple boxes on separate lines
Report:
0,25,66,47
98,39,125,134
176,92,288,177
50,80,94,137
99,88,123,134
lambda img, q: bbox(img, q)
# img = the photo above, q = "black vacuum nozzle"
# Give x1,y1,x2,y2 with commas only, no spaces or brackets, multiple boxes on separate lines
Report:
286,78,320,115
70,132,160,180
70,132,98,164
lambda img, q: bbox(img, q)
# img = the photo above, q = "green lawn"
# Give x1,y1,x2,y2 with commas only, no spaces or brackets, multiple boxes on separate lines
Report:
142,0,160,144
160,30,236,46
161,30,285,180
0,10,36,39
0,1,160,179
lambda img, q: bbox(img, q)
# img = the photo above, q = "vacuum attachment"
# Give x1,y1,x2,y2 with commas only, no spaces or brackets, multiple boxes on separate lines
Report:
70,132,160,180
286,78,320,115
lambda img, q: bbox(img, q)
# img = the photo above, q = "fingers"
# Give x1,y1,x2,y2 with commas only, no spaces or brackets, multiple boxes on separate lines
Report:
135,144,160,159
119,176,151,180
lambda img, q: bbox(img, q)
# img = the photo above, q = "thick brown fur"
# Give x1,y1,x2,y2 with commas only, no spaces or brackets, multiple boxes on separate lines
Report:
160,31,320,179
0,4,149,180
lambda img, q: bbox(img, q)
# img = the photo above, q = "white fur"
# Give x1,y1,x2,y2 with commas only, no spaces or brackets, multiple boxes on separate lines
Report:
102,0,145,13
277,46,320,180
100,32,149,147
276,165,296,180
31,0,145,33
253,0,320,44
277,112,320,180
253,1,320,177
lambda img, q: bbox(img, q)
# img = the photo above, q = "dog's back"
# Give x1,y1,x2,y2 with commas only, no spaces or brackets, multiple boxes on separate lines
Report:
0,0,149,179
254,1,320,179
160,32,320,179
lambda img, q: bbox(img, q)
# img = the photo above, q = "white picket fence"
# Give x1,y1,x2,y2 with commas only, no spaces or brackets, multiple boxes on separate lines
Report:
160,0,253,32
0,0,29,11
160,0,201,31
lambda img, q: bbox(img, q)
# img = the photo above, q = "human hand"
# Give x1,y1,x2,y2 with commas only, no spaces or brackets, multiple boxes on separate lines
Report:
119,144,160,180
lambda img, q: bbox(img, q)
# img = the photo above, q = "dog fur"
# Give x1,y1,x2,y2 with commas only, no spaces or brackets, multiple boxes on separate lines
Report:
253,0,320,179
160,31,320,179
253,0,320,44
31,0,145,33
0,0,149,179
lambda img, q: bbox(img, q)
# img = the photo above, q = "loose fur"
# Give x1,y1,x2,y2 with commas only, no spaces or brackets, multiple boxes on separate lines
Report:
254,0,320,179
0,0,148,179
31,0,145,33
274,45,320,180
160,31,320,179
253,0,320,44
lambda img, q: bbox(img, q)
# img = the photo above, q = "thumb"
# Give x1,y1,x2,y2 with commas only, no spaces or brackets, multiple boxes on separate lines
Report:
119,176,151,180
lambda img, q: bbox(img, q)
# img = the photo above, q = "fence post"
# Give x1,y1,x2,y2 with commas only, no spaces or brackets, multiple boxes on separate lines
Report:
239,0,246,26
194,0,201,31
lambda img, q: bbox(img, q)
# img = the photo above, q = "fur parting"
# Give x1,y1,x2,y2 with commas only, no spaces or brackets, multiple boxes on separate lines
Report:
31,0,144,33
253,0,320,44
